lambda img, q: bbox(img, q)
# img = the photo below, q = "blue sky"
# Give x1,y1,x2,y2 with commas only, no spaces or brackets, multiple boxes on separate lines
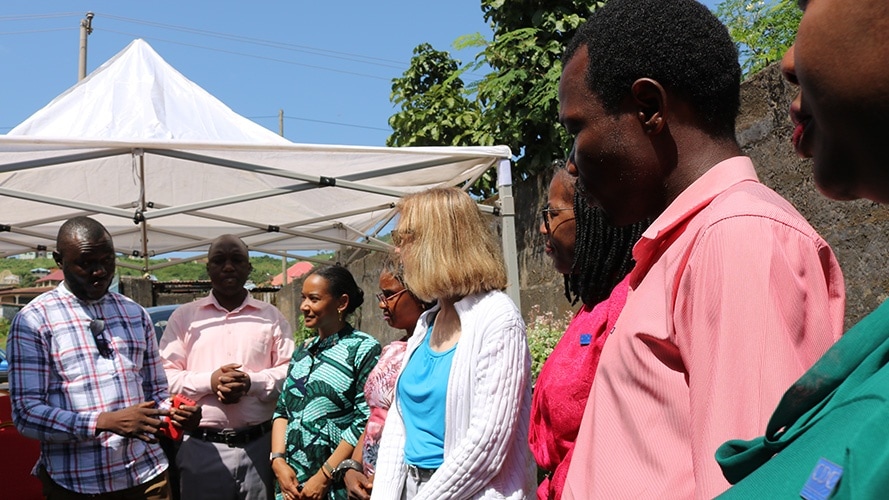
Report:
1,0,721,147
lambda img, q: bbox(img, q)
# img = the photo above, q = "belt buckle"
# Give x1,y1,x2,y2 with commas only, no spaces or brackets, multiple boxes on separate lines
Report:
219,429,239,447
407,464,429,480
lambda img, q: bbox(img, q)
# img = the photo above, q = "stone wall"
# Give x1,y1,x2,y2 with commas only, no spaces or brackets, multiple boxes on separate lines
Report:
734,64,889,329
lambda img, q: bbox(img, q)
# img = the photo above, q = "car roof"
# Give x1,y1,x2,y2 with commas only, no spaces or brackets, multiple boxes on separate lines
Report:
147,304,182,313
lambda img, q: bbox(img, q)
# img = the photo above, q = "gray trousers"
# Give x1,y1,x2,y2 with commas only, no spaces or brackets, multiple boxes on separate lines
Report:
177,434,273,500
400,465,436,500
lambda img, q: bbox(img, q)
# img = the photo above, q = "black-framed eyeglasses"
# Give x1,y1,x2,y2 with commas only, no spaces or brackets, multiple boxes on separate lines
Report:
540,204,574,234
89,318,114,359
376,288,408,307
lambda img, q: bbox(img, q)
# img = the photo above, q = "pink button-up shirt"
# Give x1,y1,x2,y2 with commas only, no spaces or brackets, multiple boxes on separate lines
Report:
160,293,294,429
563,157,845,499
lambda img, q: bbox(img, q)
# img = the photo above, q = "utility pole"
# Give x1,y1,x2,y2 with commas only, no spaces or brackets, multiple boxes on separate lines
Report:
78,12,94,81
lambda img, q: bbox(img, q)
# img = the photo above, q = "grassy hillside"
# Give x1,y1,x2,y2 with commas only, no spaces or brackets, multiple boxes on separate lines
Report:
0,253,332,287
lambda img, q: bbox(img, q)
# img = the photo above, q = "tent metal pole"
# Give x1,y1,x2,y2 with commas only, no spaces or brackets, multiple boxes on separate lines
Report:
497,159,521,311
137,150,150,276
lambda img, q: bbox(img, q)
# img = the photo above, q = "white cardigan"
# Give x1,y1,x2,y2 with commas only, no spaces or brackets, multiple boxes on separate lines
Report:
371,290,536,500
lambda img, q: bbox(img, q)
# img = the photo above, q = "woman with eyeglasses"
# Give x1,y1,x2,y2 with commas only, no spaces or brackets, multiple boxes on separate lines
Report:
371,187,536,499
271,265,381,500
529,159,649,499
341,260,433,500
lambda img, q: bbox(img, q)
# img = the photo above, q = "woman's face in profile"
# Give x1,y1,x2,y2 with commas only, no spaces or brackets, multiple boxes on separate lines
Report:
541,173,577,275
378,271,424,332
300,273,345,334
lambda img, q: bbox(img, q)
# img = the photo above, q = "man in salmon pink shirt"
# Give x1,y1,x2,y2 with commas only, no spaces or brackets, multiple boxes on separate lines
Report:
558,1,845,498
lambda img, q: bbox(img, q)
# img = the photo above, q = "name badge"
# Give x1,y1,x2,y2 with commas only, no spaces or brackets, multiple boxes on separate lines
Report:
801,457,843,500
579,333,592,346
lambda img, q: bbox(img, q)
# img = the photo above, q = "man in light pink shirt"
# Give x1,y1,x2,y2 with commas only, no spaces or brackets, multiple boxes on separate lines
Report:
558,0,845,498
160,234,294,500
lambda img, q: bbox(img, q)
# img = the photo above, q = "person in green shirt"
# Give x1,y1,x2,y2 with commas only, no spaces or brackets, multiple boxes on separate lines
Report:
271,265,381,500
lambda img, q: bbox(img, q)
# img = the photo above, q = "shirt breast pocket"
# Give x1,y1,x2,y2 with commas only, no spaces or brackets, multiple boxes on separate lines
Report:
53,336,111,382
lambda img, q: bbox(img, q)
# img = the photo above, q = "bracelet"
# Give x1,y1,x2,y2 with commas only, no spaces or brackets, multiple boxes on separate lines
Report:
321,461,334,480
332,458,364,483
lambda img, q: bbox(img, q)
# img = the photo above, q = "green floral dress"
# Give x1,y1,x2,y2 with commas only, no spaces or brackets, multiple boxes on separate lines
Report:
274,324,381,500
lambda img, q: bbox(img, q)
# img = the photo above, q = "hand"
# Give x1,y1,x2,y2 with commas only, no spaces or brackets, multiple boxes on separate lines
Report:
96,401,169,442
211,363,251,404
344,469,372,500
169,403,202,432
273,457,301,500
299,471,330,500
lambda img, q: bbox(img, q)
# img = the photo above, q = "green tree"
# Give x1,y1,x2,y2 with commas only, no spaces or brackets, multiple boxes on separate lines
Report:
716,0,801,77
388,1,604,196
388,43,483,148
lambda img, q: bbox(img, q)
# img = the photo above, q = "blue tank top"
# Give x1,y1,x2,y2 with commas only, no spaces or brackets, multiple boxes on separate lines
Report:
398,323,456,468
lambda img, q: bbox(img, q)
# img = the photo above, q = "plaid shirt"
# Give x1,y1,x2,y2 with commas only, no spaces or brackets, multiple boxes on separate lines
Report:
8,284,169,494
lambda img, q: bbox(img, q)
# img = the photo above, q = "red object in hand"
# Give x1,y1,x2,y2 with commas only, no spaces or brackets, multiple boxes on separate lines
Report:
161,394,196,441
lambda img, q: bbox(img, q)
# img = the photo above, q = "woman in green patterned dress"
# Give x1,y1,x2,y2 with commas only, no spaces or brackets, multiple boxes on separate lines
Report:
271,265,381,500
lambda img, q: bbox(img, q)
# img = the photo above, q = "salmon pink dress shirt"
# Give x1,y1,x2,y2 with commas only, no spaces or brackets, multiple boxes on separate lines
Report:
563,157,845,499
160,293,294,429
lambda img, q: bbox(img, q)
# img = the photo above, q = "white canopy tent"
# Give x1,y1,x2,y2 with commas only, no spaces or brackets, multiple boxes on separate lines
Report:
0,39,520,305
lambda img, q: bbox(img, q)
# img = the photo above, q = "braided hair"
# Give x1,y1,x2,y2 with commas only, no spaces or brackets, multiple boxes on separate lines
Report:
563,177,650,307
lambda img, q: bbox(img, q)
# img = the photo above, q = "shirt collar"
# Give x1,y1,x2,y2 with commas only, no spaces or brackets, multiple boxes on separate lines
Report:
57,280,110,306
205,291,254,313
630,156,759,284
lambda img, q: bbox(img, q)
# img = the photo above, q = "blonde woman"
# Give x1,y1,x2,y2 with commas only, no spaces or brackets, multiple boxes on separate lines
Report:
371,187,535,499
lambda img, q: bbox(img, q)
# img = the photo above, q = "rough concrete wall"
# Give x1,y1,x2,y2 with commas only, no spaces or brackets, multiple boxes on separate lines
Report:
120,276,153,307
736,63,889,328
276,255,409,346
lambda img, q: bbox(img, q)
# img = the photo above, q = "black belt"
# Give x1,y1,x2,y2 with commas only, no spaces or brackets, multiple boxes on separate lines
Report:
189,421,272,447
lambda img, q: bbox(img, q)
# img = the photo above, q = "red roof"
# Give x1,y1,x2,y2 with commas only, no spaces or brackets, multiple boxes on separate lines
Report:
270,261,313,286
35,269,64,284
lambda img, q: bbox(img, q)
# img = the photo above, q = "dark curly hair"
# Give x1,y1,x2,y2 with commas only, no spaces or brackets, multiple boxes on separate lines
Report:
310,265,365,315
550,164,649,306
564,0,741,138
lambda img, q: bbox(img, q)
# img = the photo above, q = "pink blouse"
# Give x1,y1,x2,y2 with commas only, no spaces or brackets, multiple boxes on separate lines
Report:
361,340,407,476
528,278,629,499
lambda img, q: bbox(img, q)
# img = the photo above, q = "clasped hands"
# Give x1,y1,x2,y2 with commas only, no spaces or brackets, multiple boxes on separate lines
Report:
211,363,252,404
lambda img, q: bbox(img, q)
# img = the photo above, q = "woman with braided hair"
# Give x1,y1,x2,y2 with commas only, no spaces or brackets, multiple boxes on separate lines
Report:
529,157,649,499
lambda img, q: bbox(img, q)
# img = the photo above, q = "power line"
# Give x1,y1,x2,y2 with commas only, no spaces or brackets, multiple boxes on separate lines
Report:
1,12,489,81
93,14,489,80
0,13,80,21
248,115,391,132
97,13,409,70
0,27,74,35
100,28,394,81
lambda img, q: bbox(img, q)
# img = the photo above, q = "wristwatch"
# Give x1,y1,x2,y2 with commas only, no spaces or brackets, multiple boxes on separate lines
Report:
332,459,364,483
270,452,287,465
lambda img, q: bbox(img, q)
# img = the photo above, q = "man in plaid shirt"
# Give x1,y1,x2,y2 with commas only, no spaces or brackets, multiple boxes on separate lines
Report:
8,216,200,499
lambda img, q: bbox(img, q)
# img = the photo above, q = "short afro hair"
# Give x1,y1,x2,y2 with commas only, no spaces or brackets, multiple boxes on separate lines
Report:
564,0,741,138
